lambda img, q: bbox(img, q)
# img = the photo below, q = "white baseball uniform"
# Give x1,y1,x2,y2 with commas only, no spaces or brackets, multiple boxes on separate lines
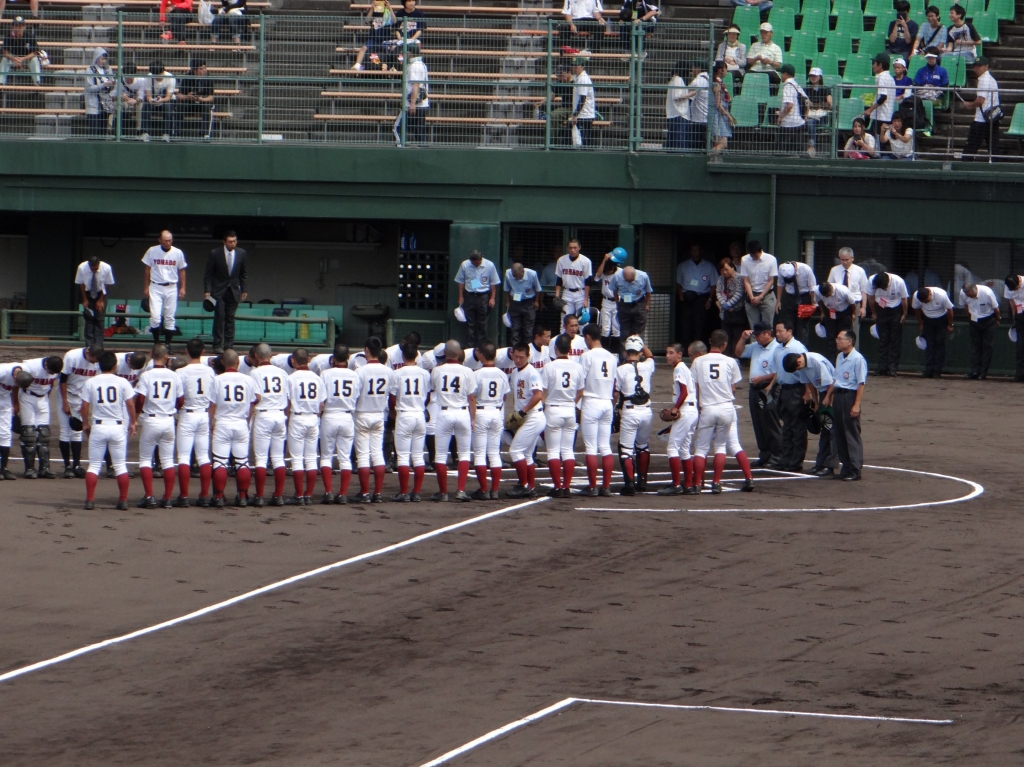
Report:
83,374,137,476
211,371,258,469
599,267,621,337
287,370,326,472
542,358,583,461
431,362,477,464
19,358,59,427
579,347,617,457
309,353,335,375
667,361,699,460
270,353,299,375
472,366,509,469
508,363,545,464
141,244,187,331
528,342,549,370
391,364,431,468
494,348,516,376
320,365,359,471
691,353,744,457
354,361,393,468
0,363,20,447
547,333,587,363
555,253,593,316
250,363,289,470
176,362,216,466
59,348,98,443
616,357,656,455
135,366,184,470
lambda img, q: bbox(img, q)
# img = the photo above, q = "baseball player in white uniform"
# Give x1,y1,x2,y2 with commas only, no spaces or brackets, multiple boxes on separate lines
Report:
141,230,188,347
105,350,146,478
596,253,621,351
250,343,290,507
175,338,217,507
210,349,259,507
657,342,699,495
320,345,359,504
80,351,138,510
270,351,301,375
19,356,64,479
469,342,509,500
134,345,184,508
690,330,755,494
58,344,101,478
0,364,31,480
504,342,546,498
554,238,593,317
542,333,584,497
528,325,551,369
353,337,394,503
287,350,327,505
578,324,617,496
616,335,655,496
547,314,588,363
389,341,431,502
430,340,477,502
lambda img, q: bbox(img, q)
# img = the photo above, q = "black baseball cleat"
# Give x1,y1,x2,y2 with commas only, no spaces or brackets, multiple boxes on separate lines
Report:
196,496,211,508
83,500,94,510
392,493,410,502
115,500,128,511
470,489,488,501
526,486,540,498
74,466,86,479
546,487,562,498
505,484,530,498
1,469,16,480
174,496,190,508
430,492,449,502
320,492,335,505
105,467,115,479
711,483,723,494
285,496,304,506
964,373,979,380
636,479,648,493
63,467,76,479
489,490,501,500
599,487,612,497
252,496,264,508
371,493,383,504
235,494,248,508
578,487,599,497
454,491,472,502
740,479,755,492
622,483,640,496
40,469,57,479
683,485,700,495
138,495,155,509
303,496,313,506
161,498,174,509
409,493,422,502
333,494,347,505
270,496,285,507
656,484,682,495
212,497,226,508
354,493,373,504
559,488,572,498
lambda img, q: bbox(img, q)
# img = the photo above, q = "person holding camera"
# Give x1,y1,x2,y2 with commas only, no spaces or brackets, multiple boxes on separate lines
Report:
886,0,918,57
843,117,877,158
882,112,915,159
961,56,1001,160
84,48,115,136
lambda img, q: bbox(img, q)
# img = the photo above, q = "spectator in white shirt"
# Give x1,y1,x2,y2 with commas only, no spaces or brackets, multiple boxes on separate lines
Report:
882,112,915,160
561,0,606,50
958,282,1000,379
827,246,870,342
568,57,596,148
746,23,782,87
863,53,895,141
961,57,1001,162
843,117,877,159
141,60,176,142
776,63,806,154
739,240,778,329
665,60,689,150
118,62,147,135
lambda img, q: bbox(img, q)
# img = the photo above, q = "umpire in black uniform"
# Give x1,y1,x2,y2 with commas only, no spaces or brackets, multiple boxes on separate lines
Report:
204,230,248,353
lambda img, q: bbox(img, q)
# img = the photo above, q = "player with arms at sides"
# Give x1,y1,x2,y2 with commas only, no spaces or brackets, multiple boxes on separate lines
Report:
504,342,546,498
58,344,101,479
658,342,699,495
470,342,509,500
18,355,63,479
0,363,31,480
616,335,655,496
553,238,593,317
430,340,478,502
690,330,755,493
542,333,584,497
286,349,327,505
353,336,394,503
174,338,217,507
250,343,290,507
578,324,618,496
209,349,259,507
134,344,184,508
320,345,359,504
389,341,432,502
141,231,187,348
80,351,138,510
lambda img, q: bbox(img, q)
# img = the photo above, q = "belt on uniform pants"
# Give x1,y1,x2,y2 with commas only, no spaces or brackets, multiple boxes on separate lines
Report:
145,413,173,417
441,406,468,410
93,420,123,425
26,391,45,397
622,403,651,410
477,405,502,409
182,408,205,413
563,287,583,292
256,408,284,413
153,282,174,287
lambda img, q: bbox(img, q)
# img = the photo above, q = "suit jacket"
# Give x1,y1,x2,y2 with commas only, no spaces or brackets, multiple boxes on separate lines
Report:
204,246,248,301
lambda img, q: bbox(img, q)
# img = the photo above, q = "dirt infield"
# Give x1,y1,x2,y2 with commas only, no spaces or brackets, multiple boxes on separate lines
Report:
1,369,1022,765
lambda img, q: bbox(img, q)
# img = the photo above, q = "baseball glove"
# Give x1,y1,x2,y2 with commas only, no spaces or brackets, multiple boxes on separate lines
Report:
659,407,679,423
551,295,567,312
505,409,526,434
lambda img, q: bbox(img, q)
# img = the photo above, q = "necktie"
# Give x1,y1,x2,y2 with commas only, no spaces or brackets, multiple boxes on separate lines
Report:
226,249,234,275
90,269,99,297
843,269,849,287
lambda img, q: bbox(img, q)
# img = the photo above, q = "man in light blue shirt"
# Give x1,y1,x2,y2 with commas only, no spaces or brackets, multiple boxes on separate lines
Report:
610,266,653,339
503,262,542,345
455,249,501,348
771,318,809,472
675,244,719,349
825,329,867,481
736,322,782,467
784,350,837,477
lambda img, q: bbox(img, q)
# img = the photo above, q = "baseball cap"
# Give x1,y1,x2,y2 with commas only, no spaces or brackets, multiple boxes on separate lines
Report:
624,335,644,353
809,66,823,76
974,55,989,66
12,15,25,25
573,56,588,67
893,57,906,67
779,63,796,77
872,52,891,67
778,262,796,279
759,21,773,31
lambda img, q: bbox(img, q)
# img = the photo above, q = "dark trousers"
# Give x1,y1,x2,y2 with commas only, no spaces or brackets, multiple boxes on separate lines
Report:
813,415,838,472
778,125,806,154
397,107,428,144
832,388,863,479
1015,314,1024,380
463,292,490,349
722,308,748,357
212,12,245,40
778,384,808,471
921,314,949,375
142,101,176,136
169,8,192,42
779,291,812,346
212,291,239,351
565,118,594,148
559,19,604,51
86,112,108,136
617,302,647,339
964,118,1000,160
83,294,105,348
666,116,686,150
874,306,904,374
508,300,536,346
679,291,710,348
823,308,854,363
968,316,997,377
748,384,781,462
175,102,213,138
685,120,707,151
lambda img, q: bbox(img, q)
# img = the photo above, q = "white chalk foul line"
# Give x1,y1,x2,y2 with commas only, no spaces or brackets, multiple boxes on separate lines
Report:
575,464,984,514
417,696,953,765
0,497,550,685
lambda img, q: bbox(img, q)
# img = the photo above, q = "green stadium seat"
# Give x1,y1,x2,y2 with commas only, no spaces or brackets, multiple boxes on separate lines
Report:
824,30,855,58
733,5,762,43
830,0,859,16
742,71,771,102
761,94,783,125
769,7,797,38
907,55,927,78
856,27,887,56
834,8,865,35
823,73,843,88
730,94,762,127
863,0,892,17
233,308,266,343
837,96,865,128
775,0,801,12
177,318,203,339
788,29,819,61
989,0,1014,21
311,305,345,334
801,0,830,16
920,98,934,134
812,51,840,76
800,8,829,35
842,52,874,84
724,69,738,95
972,9,999,42
1006,102,1024,136
948,55,969,87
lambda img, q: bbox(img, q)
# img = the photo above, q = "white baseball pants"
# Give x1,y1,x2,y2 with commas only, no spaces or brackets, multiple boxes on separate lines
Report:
177,410,211,466
394,411,426,468
0,404,13,447
561,289,586,317
58,397,84,443
87,422,128,476
138,414,176,470
354,411,385,468
148,283,178,331
694,404,741,457
617,405,652,453
508,411,545,464
435,408,472,463
288,413,320,472
252,409,286,469
472,407,503,468
320,412,355,471
545,405,577,462
666,406,699,460
581,398,613,456
212,418,251,469
600,301,620,337
18,391,50,427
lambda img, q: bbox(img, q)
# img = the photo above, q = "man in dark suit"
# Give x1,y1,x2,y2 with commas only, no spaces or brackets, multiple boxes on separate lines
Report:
204,230,248,353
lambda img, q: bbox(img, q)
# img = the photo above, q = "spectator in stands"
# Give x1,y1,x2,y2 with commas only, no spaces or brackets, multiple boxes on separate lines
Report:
211,0,246,45
716,257,747,357
863,52,895,141
685,59,709,150
84,48,115,137
805,66,831,157
886,0,918,57
911,6,947,57
119,63,146,136
892,58,912,101
882,112,915,159
729,0,773,15
141,61,176,142
945,4,980,64
561,0,607,52
160,0,194,44
709,60,734,154
913,47,948,102
542,66,575,126
665,60,689,150
961,56,1001,161
0,0,37,21
617,0,658,47
352,0,396,70
568,57,595,148
0,17,40,86
176,60,214,139
746,23,782,89
382,0,426,67
843,117,877,158
394,41,428,145
716,26,746,85
776,63,806,154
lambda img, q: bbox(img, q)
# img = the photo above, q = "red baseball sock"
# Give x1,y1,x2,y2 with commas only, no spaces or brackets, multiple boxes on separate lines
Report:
735,451,753,480
255,467,267,497
116,472,130,501
514,459,528,486
398,465,410,494
547,458,562,488
177,464,191,497
624,456,636,482
140,467,154,497
339,468,352,497
321,466,334,494
435,462,448,494
638,450,650,480
236,467,252,494
683,458,694,488
713,453,727,483
668,456,680,486
305,469,318,496
372,465,385,494
358,467,370,494
527,463,536,489
413,466,425,494
475,465,489,492
273,466,287,498
585,455,598,488
693,456,706,487
562,459,575,489
85,472,98,501
456,461,469,492
199,463,212,497
601,454,614,488
162,468,175,500
490,466,502,493
293,469,305,498
213,467,228,498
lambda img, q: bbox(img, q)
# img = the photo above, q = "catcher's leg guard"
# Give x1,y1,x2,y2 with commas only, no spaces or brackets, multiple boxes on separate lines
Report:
20,425,37,474
36,426,53,476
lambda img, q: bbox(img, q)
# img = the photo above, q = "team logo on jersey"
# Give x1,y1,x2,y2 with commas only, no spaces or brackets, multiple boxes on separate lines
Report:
843,372,850,379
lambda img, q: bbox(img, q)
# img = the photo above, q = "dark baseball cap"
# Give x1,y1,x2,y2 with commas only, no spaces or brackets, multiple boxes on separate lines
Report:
779,63,796,76
872,52,891,67
974,55,989,66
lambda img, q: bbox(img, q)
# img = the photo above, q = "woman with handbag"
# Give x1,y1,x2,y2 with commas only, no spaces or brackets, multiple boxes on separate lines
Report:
716,256,747,357
709,60,735,154
804,67,831,156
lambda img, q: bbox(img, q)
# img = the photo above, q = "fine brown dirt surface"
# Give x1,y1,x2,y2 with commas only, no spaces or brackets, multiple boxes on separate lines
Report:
0,367,1022,766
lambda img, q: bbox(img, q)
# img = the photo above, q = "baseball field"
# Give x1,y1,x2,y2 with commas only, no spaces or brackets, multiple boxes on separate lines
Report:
0,366,1019,765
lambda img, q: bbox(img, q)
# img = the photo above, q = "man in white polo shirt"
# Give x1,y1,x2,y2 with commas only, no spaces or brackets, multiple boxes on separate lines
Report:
959,281,1000,380
1004,275,1024,382
75,255,115,347
740,240,778,329
868,271,909,376
141,230,187,349
912,286,954,378
827,247,870,343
